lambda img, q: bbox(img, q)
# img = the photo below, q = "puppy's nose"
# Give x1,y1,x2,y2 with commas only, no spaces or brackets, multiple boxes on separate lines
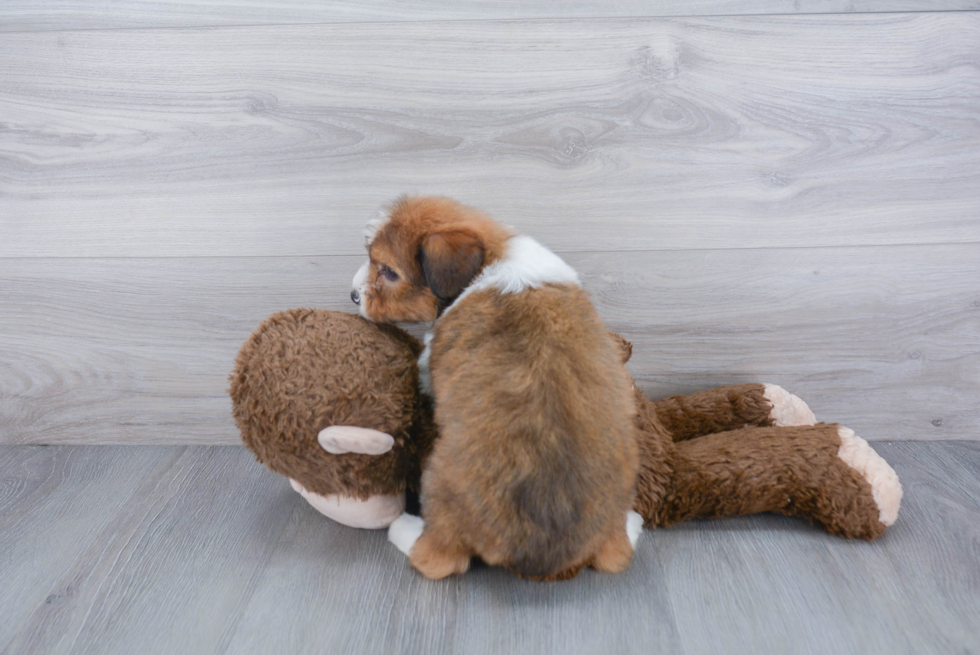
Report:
350,289,360,305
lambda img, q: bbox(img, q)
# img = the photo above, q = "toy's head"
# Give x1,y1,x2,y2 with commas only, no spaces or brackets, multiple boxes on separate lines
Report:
230,309,429,499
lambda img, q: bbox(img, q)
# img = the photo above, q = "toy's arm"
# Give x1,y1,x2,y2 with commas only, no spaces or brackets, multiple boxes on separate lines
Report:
288,426,405,529
650,383,815,442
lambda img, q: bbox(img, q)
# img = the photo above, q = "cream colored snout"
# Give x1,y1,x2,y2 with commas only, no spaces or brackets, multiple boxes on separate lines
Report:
351,260,369,305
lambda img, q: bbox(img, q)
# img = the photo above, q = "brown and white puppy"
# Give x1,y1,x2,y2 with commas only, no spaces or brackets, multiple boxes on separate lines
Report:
352,196,642,580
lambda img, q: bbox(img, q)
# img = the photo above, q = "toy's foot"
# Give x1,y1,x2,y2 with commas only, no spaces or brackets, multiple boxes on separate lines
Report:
836,427,902,527
318,425,395,455
289,479,405,529
763,384,816,426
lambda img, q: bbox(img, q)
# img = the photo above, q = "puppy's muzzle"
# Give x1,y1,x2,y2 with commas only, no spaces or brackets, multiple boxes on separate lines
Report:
351,260,370,306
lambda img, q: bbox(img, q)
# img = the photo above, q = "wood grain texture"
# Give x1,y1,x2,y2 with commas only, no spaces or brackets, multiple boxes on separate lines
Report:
0,442,977,654
0,447,166,649
2,0,978,32
1,13,978,257
659,440,980,655
1,244,976,445
0,446,299,655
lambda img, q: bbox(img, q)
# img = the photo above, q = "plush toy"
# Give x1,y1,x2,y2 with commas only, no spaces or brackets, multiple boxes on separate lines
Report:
230,309,902,559
229,309,437,529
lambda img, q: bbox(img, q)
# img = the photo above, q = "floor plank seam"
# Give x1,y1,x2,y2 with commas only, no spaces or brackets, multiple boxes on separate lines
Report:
2,240,979,262
2,7,979,36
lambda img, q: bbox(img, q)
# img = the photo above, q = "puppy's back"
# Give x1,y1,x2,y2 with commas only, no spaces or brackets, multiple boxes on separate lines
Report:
425,284,639,577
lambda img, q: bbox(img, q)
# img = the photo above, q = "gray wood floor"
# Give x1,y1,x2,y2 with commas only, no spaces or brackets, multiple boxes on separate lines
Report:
1,441,977,655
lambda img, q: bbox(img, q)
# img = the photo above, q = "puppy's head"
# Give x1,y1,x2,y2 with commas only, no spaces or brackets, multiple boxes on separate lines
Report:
351,196,508,323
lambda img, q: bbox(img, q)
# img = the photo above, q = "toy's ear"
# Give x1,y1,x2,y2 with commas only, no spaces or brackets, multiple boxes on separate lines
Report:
609,332,633,364
418,230,485,302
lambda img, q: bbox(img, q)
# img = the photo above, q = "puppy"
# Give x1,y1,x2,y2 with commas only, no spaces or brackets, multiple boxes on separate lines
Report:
352,196,640,580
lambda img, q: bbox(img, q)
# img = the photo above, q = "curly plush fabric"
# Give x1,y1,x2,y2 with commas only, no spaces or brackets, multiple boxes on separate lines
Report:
619,348,896,540
231,310,900,564
651,423,888,539
229,309,434,499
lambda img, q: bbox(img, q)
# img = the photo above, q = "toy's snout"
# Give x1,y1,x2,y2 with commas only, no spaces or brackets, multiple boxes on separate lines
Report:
351,260,370,306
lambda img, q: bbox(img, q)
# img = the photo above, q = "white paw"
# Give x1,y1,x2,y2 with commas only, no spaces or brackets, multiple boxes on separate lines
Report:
626,511,643,549
836,427,903,526
388,513,425,556
318,426,395,455
289,479,404,529
763,384,817,426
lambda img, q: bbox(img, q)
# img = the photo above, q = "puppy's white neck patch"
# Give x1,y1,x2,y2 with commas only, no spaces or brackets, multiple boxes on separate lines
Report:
445,235,579,313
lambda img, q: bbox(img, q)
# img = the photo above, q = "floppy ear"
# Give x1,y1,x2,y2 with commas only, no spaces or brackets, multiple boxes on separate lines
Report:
419,230,485,301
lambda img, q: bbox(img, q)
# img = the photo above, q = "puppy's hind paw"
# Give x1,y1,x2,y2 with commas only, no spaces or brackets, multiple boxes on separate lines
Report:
408,528,471,580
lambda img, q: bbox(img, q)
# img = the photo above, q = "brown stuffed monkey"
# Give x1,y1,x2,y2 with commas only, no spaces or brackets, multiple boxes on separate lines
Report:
230,310,902,572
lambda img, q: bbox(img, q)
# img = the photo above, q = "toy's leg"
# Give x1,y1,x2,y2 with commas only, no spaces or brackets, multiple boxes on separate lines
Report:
651,383,815,441
654,424,901,539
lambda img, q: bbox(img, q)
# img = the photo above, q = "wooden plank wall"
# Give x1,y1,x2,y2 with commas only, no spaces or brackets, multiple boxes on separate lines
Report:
3,1,979,31
1,4,978,444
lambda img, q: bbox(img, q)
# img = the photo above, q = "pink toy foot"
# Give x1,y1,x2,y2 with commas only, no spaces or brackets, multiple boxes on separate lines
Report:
290,478,405,529
836,427,902,526
763,384,817,426
318,425,395,455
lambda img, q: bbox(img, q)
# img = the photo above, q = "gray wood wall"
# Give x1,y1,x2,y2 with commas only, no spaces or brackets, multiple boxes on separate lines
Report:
1,3,978,444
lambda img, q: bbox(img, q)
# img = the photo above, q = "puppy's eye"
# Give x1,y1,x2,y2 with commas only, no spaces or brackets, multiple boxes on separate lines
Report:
379,265,399,282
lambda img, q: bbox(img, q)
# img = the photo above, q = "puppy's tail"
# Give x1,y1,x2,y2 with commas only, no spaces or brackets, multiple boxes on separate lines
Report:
503,469,592,579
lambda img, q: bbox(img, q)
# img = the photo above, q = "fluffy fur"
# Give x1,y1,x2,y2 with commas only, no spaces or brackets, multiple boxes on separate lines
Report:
229,309,436,499
356,196,640,580
353,196,511,323
229,310,903,582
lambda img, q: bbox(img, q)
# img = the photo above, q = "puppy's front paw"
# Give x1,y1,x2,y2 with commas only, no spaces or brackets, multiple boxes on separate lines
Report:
318,426,395,455
388,513,425,556
626,511,643,548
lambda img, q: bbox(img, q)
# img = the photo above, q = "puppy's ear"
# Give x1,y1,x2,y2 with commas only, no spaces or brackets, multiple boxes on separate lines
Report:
609,332,633,364
419,230,485,301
